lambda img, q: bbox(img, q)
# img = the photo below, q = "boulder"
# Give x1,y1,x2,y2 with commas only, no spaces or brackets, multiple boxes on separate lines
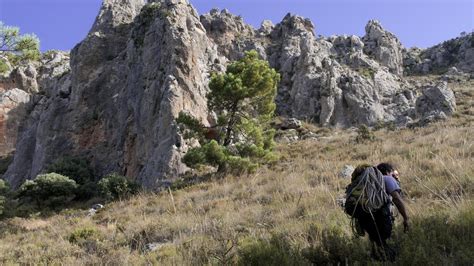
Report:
415,81,456,120
339,165,355,179
281,118,302,129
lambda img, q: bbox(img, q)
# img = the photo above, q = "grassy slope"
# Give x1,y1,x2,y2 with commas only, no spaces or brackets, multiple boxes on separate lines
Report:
0,79,473,265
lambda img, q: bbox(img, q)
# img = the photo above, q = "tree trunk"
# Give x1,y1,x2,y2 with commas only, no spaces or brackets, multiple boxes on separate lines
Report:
223,102,239,146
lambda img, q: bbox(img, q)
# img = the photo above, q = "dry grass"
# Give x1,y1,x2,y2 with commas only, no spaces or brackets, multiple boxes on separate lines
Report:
0,79,473,264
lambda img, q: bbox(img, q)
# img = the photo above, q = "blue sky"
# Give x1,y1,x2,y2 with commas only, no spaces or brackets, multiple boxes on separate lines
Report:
0,0,472,52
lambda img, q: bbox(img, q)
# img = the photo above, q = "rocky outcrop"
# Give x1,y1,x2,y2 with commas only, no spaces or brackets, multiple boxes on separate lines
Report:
362,20,404,76
0,54,68,158
0,88,30,156
259,16,416,127
415,81,456,119
4,1,458,188
200,8,257,61
5,0,222,188
404,33,474,75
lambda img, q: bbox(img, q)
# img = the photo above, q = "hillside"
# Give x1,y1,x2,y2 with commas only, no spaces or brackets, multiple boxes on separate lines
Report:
0,78,472,264
1,0,466,188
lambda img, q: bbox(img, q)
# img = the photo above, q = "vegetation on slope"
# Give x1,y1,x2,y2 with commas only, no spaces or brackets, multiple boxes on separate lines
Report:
0,79,472,264
0,21,40,68
178,50,280,175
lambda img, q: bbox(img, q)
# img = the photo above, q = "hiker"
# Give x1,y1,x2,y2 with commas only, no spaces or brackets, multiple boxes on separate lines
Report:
344,163,409,260
376,163,409,232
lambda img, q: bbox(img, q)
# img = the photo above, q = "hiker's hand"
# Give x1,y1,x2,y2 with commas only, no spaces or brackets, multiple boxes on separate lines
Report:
403,219,409,233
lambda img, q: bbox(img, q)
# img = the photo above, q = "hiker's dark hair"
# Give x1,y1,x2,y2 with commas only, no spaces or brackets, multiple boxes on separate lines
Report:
377,163,394,175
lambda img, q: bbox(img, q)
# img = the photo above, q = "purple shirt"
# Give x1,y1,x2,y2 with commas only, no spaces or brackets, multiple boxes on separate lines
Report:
384,175,401,195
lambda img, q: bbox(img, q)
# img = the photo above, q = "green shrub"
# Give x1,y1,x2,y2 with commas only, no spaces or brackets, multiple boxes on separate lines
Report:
45,156,93,185
98,173,139,201
74,181,99,201
69,226,102,244
355,125,376,143
69,226,104,253
238,234,309,266
0,179,8,216
46,157,96,200
357,67,376,79
17,173,77,209
0,22,40,61
0,58,9,74
0,153,13,176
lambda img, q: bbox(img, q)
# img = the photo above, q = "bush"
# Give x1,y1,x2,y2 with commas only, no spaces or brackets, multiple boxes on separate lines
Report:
46,156,93,185
355,125,376,143
0,179,8,216
68,226,104,253
0,58,9,74
357,67,376,79
46,157,97,200
17,173,77,209
0,153,13,177
69,226,102,244
98,173,139,201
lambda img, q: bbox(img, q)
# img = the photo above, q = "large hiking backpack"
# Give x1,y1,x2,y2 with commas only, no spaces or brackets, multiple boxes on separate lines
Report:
344,166,390,218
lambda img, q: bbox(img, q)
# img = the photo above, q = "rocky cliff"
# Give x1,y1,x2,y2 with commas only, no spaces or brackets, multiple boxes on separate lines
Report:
404,33,474,75
2,0,464,188
4,0,224,188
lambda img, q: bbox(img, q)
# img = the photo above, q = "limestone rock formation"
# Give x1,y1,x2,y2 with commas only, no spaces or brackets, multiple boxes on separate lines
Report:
200,8,257,61
404,33,474,75
0,52,70,158
415,81,456,119
0,88,30,156
362,20,404,76
5,0,222,188
3,1,459,188
260,16,416,127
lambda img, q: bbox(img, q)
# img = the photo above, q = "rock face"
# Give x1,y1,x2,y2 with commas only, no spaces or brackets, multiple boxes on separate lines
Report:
3,0,459,188
404,33,474,75
0,52,70,158
5,0,222,188
0,88,30,156
416,81,456,119
200,8,256,61
362,20,404,76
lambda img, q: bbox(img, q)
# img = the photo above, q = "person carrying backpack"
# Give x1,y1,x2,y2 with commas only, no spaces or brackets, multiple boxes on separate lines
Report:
344,163,409,260
376,163,409,233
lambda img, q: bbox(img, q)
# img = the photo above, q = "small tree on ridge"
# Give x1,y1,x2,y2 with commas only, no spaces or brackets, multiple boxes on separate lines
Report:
0,21,40,62
177,50,280,174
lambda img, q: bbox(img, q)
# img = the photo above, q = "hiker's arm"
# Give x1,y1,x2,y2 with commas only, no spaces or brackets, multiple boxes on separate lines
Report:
391,190,409,232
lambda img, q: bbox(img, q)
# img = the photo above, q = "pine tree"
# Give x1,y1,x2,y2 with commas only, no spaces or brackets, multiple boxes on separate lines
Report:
0,21,40,62
177,50,280,174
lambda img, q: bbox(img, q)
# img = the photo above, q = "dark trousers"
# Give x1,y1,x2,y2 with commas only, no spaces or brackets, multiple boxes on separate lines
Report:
357,205,393,246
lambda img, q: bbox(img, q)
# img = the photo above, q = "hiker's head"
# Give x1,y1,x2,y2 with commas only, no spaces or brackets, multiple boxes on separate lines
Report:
377,163,395,175
351,164,373,180
392,169,400,181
